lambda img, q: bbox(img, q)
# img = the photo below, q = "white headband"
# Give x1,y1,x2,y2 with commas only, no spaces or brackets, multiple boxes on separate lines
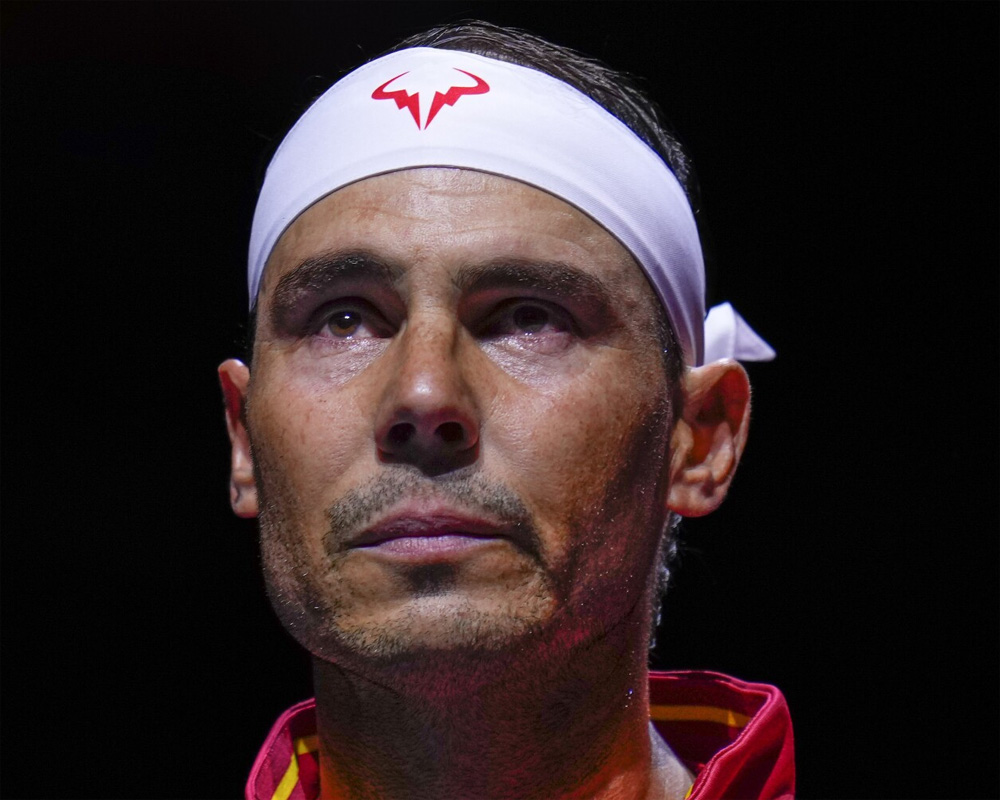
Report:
249,47,774,366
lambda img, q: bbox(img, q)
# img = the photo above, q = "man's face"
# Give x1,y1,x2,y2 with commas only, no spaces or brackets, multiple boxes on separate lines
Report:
244,168,677,675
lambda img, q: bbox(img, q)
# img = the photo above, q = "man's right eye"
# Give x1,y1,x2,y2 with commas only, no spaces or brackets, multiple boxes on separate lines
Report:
314,301,392,340
327,309,363,337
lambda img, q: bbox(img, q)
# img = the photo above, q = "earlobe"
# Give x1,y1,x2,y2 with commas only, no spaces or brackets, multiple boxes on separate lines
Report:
667,360,751,518
218,359,259,518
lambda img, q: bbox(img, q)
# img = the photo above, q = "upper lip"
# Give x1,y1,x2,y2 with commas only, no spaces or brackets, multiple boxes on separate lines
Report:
350,504,520,549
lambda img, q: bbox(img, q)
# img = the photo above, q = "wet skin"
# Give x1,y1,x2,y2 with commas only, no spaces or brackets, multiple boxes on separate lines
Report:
220,168,752,798
235,168,677,674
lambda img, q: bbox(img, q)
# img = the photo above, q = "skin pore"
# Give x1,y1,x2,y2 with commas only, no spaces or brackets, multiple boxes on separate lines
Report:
220,168,751,799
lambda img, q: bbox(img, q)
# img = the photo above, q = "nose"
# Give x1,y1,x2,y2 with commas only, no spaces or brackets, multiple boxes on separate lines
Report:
374,315,480,476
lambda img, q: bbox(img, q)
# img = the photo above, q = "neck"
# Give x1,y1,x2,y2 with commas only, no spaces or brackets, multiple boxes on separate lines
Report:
313,609,692,800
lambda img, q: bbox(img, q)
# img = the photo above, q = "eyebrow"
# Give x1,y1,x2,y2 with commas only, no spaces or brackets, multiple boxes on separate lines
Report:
454,259,616,307
267,250,403,327
265,251,621,335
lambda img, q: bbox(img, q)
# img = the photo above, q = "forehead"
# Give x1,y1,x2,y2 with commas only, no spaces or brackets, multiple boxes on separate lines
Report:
259,168,658,310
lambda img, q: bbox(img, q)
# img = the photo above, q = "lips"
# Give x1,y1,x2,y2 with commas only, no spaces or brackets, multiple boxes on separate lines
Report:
354,511,508,544
349,506,528,561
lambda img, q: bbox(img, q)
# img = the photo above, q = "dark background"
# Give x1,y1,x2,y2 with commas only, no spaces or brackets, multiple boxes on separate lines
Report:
2,3,997,798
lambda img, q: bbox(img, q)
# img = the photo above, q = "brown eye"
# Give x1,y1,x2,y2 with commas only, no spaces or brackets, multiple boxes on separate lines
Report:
327,310,362,337
512,304,550,333
316,300,394,341
475,299,574,348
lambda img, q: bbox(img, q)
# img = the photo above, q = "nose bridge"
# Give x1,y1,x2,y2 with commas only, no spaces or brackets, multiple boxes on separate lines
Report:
374,307,480,475
393,308,466,409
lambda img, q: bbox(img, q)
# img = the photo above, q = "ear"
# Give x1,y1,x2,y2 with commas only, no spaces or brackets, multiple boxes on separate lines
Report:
667,359,751,517
218,359,258,518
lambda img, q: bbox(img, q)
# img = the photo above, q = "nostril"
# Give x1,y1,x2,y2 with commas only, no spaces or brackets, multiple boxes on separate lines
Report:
436,421,465,446
387,422,416,449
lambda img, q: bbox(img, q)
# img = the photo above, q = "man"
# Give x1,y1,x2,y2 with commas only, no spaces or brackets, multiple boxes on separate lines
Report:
220,22,791,800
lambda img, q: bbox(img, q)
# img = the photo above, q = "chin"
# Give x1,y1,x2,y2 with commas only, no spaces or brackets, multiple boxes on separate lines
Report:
334,593,551,653
273,581,571,691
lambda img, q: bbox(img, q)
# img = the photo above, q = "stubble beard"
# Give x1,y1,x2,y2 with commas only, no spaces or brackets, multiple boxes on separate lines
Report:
256,466,562,690
251,395,675,695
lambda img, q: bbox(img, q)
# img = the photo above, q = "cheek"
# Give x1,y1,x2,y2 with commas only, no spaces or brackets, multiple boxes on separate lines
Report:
484,366,672,630
486,354,672,544
248,364,376,530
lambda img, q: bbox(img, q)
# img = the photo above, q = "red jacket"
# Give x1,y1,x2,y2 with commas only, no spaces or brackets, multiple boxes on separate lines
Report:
247,670,794,800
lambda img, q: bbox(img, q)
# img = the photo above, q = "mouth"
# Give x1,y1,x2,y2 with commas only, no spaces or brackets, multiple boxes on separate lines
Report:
350,506,526,562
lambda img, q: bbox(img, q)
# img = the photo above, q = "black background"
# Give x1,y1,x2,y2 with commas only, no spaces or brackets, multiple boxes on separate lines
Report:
2,3,997,798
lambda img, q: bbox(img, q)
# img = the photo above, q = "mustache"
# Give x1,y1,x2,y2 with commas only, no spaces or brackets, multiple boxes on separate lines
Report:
323,471,542,558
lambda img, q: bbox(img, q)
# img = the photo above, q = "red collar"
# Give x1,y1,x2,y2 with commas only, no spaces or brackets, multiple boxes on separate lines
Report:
247,670,794,800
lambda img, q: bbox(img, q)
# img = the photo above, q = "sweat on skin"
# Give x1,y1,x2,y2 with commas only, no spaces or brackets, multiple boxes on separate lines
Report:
221,169,752,799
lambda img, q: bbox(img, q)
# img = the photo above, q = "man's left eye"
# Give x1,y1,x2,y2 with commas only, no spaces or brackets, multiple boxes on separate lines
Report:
511,304,551,334
483,301,572,338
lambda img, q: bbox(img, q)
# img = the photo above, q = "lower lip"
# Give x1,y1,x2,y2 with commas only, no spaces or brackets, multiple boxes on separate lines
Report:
359,534,501,560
